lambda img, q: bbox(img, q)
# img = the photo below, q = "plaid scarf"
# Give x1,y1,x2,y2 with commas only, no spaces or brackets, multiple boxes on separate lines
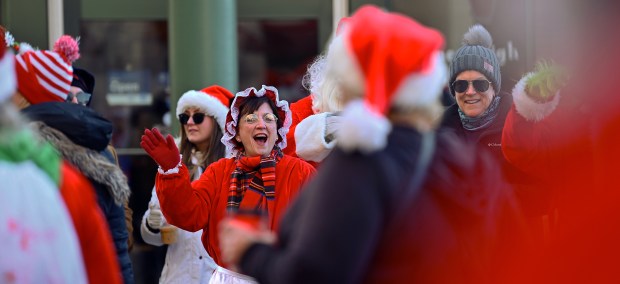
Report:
227,147,282,215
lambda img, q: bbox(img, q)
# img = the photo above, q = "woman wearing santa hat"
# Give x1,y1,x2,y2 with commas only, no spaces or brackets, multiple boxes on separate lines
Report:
218,5,521,283
140,85,233,283
140,85,315,283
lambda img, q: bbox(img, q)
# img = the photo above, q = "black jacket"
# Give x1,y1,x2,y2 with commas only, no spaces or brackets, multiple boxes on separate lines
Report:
23,102,134,284
439,94,513,168
439,95,546,215
240,126,522,284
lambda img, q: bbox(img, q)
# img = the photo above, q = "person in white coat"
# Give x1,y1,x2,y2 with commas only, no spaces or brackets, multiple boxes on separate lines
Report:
0,39,87,284
141,85,234,283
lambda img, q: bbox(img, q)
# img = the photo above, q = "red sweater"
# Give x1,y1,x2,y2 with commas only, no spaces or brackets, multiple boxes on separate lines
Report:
156,155,316,267
60,162,122,284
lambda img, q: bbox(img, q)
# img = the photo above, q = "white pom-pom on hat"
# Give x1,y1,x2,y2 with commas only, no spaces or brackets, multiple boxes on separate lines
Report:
338,100,391,153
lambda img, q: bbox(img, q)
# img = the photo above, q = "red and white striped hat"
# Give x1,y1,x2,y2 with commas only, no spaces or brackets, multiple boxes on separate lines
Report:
14,35,80,104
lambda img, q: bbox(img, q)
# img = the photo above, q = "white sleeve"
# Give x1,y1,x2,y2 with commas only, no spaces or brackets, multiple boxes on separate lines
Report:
295,113,337,162
140,186,168,246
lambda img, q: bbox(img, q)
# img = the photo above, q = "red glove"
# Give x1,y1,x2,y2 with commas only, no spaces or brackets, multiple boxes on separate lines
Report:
140,128,180,171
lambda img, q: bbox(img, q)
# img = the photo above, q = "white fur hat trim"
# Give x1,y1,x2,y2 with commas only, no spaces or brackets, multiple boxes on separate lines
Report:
176,90,229,131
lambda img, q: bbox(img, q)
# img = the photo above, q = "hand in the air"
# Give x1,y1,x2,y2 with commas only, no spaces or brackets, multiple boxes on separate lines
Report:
525,61,568,103
140,128,180,171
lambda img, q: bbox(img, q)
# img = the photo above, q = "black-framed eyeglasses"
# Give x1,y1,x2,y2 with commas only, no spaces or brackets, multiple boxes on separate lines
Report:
66,92,92,106
452,80,492,93
178,113,206,125
242,113,278,124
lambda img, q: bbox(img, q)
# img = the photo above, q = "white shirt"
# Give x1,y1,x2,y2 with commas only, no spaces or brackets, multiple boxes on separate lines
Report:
141,161,217,284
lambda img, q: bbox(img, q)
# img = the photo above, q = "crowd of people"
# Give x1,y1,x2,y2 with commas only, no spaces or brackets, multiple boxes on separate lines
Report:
2,1,620,283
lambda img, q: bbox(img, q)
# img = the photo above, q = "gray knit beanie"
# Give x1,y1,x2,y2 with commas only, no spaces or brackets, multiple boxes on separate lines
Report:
449,24,501,96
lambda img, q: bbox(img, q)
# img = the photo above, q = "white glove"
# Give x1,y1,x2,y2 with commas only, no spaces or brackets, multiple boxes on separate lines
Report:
325,114,342,143
147,203,164,230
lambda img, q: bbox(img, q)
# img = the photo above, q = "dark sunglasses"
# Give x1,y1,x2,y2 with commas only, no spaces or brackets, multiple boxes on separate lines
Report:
65,92,92,106
452,80,492,93
178,113,206,125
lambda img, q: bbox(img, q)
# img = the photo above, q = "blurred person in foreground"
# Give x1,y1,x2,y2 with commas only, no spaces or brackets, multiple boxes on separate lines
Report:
0,29,87,284
141,85,233,283
500,1,620,282
6,30,130,283
140,85,315,283
219,5,522,284
2,26,121,283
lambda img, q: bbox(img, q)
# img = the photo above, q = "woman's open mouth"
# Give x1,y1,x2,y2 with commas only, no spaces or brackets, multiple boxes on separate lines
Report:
253,134,268,146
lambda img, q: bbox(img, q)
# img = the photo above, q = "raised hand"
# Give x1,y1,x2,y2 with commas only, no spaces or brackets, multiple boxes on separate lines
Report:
140,128,180,171
525,61,568,103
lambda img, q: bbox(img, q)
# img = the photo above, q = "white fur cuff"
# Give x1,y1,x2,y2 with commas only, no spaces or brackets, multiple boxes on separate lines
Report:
295,113,336,162
512,73,561,122
157,155,183,175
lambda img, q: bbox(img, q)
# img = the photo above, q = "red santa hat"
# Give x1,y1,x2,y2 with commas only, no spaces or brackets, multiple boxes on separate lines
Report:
0,30,16,102
328,5,447,153
13,35,80,105
176,85,234,131
221,85,292,157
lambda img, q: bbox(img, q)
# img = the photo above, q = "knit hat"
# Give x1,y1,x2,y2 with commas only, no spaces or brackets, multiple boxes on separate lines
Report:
176,85,234,131
71,67,95,105
449,24,501,96
221,85,292,157
13,35,80,105
0,29,16,102
327,5,447,153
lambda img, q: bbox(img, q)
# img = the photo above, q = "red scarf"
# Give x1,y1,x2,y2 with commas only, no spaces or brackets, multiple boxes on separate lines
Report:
227,148,282,217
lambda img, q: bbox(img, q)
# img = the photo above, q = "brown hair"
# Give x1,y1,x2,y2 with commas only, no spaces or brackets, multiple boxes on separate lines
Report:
179,116,225,177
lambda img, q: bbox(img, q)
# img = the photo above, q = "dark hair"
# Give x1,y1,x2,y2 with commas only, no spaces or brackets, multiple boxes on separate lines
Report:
235,96,282,149
179,116,225,176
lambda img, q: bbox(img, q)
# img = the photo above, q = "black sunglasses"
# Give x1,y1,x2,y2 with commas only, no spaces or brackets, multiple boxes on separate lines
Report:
65,92,92,106
452,80,492,93
178,113,206,125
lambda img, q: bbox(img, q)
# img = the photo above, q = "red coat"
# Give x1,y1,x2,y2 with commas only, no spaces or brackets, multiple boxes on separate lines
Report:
499,74,610,283
285,96,318,167
156,155,316,267
59,162,122,284
501,76,594,208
